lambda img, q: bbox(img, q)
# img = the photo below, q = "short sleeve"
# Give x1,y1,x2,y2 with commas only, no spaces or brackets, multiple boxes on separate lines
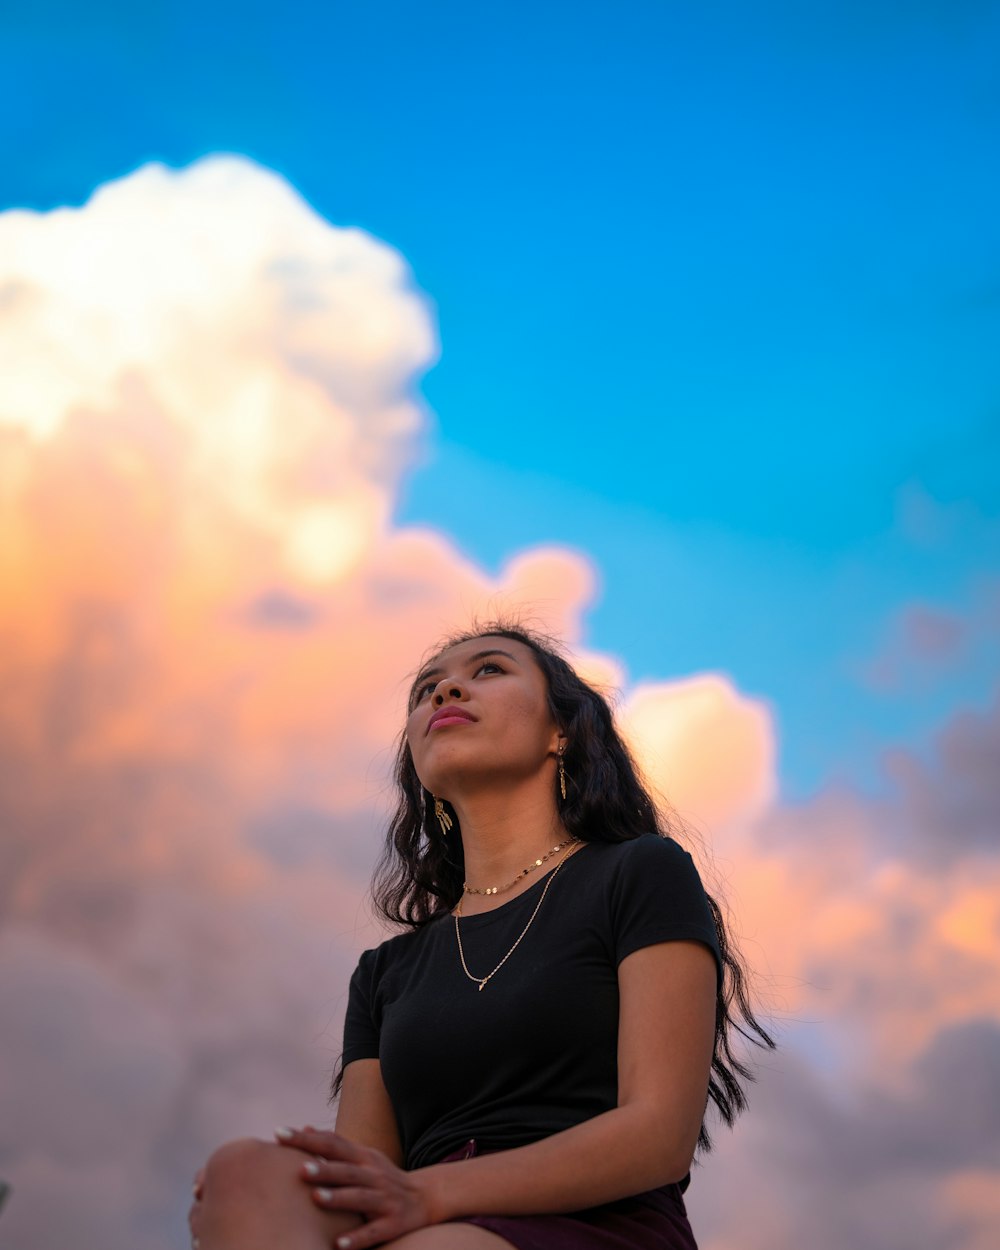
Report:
608,836,723,988
341,948,381,1065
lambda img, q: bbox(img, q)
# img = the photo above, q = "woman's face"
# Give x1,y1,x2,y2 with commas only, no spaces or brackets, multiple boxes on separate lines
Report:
405,635,563,798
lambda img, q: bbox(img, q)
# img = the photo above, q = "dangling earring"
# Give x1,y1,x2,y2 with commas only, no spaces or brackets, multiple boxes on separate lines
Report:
558,752,567,801
434,796,453,836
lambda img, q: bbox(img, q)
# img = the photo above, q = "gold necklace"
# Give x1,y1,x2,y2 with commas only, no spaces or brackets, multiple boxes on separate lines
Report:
462,837,579,896
453,841,583,991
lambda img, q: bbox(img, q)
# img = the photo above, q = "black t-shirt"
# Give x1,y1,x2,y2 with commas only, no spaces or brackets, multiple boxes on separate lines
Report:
342,834,722,1173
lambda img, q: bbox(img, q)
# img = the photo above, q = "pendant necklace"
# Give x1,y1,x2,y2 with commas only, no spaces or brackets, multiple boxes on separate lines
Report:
453,839,582,991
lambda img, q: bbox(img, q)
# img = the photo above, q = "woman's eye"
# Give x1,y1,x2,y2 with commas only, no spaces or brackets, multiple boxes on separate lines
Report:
411,681,435,705
412,662,502,706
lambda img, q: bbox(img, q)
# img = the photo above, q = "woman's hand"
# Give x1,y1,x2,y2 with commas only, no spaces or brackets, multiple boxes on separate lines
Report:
275,1126,438,1249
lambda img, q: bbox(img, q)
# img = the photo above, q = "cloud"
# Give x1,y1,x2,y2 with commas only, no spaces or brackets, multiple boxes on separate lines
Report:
0,156,702,1247
852,563,1000,705
0,157,996,1250
860,602,968,692
623,674,777,832
940,1168,1000,1250
882,688,1000,862
688,1017,1000,1250
683,684,1000,1250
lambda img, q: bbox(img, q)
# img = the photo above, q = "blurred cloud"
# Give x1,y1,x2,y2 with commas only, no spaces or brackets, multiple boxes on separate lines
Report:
685,685,1000,1249
861,603,968,692
690,1018,1000,1250
624,675,777,832
0,157,997,1250
883,689,1000,863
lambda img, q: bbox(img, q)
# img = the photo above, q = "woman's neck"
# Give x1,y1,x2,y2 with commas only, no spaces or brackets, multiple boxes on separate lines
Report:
448,781,569,891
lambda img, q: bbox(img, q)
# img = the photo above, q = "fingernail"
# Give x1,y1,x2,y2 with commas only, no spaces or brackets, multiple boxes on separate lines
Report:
337,1239,351,1249
274,1126,294,1140
303,1161,320,1177
317,1187,335,1201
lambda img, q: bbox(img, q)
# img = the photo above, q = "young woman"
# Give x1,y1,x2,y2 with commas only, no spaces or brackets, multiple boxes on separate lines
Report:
190,624,773,1250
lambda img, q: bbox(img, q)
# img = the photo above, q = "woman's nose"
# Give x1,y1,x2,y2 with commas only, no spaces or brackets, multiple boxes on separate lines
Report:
433,680,466,705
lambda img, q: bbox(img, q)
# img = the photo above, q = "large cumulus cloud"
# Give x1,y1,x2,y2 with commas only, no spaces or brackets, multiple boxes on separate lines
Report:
0,156,771,1249
0,157,995,1250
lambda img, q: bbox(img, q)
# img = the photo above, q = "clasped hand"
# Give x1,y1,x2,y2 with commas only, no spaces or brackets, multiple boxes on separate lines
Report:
276,1125,436,1249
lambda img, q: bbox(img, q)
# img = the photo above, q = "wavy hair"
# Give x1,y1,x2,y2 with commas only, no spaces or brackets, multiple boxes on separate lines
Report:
336,622,775,1151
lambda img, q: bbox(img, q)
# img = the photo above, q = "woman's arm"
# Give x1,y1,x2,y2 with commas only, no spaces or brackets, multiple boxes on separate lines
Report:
419,938,717,1220
334,1059,404,1165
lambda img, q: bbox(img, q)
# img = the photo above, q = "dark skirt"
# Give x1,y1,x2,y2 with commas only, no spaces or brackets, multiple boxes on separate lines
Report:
441,1141,699,1250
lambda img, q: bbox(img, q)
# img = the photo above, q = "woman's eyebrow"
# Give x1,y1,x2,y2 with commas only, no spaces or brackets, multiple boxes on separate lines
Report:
413,648,520,688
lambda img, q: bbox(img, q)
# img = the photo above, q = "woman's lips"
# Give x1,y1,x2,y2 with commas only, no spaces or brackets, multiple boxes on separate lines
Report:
427,709,476,731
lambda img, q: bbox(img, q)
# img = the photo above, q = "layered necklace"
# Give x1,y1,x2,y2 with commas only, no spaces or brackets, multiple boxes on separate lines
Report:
453,838,583,991
461,836,578,896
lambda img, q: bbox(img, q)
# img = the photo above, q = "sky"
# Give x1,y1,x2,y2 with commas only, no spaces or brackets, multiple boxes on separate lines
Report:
0,3,998,1250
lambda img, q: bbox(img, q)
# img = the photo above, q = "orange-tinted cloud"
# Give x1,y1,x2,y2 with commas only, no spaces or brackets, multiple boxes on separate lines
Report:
623,674,777,832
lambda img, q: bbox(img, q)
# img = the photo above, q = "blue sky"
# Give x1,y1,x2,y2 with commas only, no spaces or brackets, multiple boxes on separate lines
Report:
4,0,998,798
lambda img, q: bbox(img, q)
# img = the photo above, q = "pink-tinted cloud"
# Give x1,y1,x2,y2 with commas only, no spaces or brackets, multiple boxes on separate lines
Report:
859,602,969,692
684,691,1000,1250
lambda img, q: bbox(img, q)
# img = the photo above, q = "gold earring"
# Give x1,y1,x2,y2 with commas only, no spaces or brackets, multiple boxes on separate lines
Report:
558,753,567,801
434,796,453,836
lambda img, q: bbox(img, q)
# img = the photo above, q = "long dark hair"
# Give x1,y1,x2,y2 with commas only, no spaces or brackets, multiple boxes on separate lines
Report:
337,622,775,1151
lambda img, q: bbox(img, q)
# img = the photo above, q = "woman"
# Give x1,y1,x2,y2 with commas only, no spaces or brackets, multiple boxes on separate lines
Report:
190,623,773,1250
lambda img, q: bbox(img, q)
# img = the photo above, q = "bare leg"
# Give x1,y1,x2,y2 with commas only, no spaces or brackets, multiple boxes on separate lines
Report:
384,1227,515,1250
191,1138,365,1250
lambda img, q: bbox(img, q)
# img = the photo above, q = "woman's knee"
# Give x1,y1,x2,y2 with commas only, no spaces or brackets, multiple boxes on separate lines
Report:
202,1136,304,1203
